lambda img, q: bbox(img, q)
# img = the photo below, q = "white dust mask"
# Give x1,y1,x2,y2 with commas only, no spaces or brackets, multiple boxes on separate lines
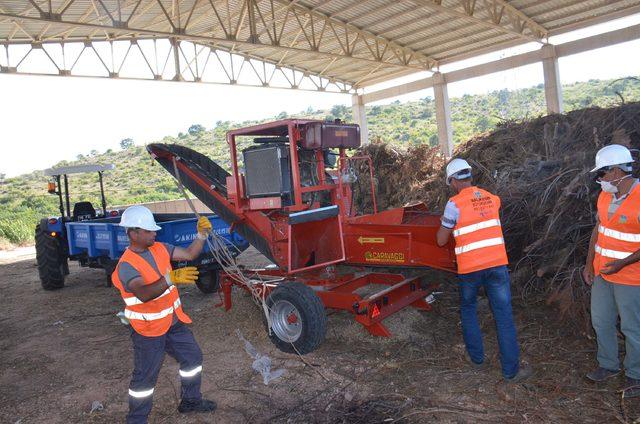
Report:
597,175,630,194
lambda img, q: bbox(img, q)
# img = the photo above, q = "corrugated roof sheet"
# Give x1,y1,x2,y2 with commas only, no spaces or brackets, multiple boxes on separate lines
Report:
0,0,638,87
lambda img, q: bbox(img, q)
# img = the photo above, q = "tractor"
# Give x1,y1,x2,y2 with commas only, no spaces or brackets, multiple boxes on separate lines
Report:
35,164,117,290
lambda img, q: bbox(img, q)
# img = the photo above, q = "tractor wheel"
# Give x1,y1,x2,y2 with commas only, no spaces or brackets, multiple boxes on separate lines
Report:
104,260,117,288
195,269,221,294
266,282,327,354
35,224,67,290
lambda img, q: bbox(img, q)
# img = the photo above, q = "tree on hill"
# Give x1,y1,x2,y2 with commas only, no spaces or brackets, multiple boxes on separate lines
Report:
120,138,134,150
475,116,490,132
331,104,349,119
188,124,205,136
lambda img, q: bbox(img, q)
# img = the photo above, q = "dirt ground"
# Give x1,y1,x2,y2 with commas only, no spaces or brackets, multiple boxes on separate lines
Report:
1,247,639,423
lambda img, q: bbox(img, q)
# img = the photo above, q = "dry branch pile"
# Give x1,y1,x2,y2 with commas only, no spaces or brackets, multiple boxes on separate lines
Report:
356,102,640,322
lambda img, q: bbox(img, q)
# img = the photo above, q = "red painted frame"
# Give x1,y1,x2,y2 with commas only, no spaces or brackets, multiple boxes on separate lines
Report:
150,119,456,338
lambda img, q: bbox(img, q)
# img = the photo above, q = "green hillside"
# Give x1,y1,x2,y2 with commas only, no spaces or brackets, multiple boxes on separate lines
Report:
1,75,638,246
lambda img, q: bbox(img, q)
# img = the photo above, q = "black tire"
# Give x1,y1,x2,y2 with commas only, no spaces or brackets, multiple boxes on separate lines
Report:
195,269,221,294
103,260,117,288
35,223,67,290
266,282,327,354
105,272,113,288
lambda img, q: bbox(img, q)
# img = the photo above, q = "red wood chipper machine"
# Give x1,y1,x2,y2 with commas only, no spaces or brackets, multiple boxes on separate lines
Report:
148,119,455,354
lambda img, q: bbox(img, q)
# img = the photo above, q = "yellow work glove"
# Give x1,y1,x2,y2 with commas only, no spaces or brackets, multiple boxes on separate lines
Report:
196,216,212,240
165,266,199,285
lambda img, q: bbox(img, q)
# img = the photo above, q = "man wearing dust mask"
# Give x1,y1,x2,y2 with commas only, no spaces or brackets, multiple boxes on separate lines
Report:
583,144,640,398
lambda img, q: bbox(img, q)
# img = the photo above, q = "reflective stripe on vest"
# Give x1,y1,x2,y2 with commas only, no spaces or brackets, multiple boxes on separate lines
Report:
450,186,508,274
125,298,182,321
453,219,501,237
455,237,504,255
593,186,640,285
111,242,192,336
123,285,175,306
595,244,633,260
598,225,640,243
129,387,154,398
179,365,202,378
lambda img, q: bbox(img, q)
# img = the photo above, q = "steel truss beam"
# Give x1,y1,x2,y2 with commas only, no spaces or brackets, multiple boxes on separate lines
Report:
406,0,548,42
0,0,437,88
362,23,640,103
0,36,352,92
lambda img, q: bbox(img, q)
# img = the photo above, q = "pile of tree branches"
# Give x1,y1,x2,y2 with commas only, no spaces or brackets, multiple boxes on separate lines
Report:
356,102,640,323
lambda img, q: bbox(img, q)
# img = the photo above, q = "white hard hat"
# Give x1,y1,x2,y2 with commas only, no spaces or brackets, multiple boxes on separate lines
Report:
446,158,472,185
119,205,161,231
591,144,634,173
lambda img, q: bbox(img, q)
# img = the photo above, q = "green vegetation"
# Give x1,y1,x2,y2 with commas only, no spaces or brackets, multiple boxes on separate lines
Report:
1,76,638,246
0,209,38,245
364,76,640,146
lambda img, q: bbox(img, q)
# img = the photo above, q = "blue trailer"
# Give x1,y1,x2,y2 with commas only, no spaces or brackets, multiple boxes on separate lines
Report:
36,164,248,292
62,213,248,293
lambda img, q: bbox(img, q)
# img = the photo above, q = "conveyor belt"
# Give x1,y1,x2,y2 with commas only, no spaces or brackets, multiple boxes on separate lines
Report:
147,143,277,264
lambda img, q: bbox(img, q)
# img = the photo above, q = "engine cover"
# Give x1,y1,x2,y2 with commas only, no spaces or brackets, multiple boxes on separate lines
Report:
302,122,360,149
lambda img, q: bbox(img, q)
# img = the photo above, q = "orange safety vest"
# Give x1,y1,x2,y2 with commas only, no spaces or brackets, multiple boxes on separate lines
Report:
450,186,509,274
593,185,640,286
112,242,192,337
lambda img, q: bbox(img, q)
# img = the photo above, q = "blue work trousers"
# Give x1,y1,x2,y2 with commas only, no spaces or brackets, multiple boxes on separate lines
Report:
458,265,520,378
127,321,203,424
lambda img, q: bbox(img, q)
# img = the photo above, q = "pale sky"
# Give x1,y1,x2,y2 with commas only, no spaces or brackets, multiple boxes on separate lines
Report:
1,14,639,177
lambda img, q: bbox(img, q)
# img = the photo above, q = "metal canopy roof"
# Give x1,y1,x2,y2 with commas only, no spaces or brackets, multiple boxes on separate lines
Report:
44,164,115,176
1,0,639,91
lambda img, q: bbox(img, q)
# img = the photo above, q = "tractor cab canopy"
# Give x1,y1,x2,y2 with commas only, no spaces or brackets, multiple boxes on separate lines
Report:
44,163,116,221
44,164,115,177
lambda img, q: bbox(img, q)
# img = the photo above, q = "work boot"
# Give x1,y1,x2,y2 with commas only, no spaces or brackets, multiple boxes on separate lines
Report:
586,367,620,382
178,398,217,413
466,355,488,371
505,364,533,383
623,377,640,399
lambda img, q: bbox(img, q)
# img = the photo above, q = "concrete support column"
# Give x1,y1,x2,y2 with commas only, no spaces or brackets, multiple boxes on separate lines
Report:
171,38,182,81
433,72,454,158
541,44,563,114
351,94,369,145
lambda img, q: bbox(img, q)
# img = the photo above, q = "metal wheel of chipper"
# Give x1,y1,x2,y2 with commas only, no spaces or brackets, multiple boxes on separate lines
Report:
266,282,327,354
271,300,303,343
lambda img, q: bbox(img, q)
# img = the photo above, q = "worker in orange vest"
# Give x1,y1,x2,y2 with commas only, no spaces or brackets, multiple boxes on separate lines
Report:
112,205,216,423
584,144,640,397
437,158,531,382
